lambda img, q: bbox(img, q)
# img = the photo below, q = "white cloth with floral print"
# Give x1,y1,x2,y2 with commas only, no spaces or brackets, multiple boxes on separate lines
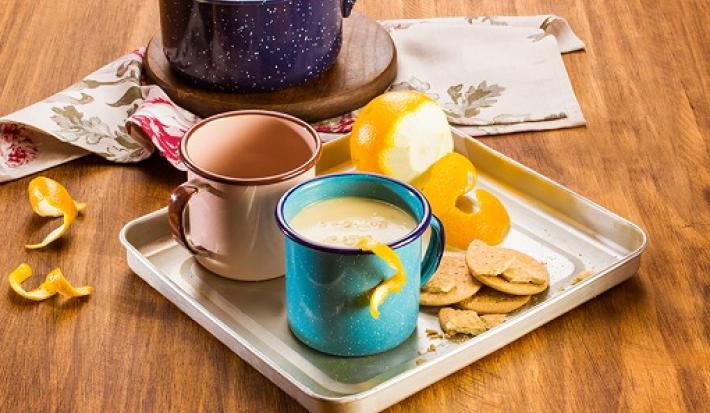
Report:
316,15,586,139
0,49,198,182
0,15,584,183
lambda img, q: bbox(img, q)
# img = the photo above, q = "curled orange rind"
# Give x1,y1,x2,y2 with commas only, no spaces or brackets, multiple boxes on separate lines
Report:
8,263,92,301
413,153,510,249
358,237,407,319
25,177,85,249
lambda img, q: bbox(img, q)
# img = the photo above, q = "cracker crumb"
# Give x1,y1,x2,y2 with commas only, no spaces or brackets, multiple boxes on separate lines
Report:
427,344,437,352
426,329,444,339
416,359,426,366
439,308,487,336
572,269,593,285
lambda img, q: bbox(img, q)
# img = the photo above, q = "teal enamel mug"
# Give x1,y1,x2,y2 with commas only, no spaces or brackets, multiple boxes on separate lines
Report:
275,173,445,356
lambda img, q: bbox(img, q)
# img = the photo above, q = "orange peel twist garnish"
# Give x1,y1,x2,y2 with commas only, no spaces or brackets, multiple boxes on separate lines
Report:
8,263,92,301
357,237,407,320
25,177,86,249
413,152,510,249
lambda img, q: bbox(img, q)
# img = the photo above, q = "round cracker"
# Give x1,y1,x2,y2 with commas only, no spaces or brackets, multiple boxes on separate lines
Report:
466,241,549,295
456,287,531,313
420,256,482,306
472,272,548,295
421,256,458,293
500,253,548,285
465,240,517,275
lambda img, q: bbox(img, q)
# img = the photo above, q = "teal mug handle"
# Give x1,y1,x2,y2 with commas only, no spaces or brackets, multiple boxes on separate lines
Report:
420,215,445,286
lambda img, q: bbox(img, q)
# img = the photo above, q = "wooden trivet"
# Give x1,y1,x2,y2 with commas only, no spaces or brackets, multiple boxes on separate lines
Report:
144,12,397,122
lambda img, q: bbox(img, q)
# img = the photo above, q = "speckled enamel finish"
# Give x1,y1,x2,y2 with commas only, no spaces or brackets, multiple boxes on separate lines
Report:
159,0,357,92
276,174,445,356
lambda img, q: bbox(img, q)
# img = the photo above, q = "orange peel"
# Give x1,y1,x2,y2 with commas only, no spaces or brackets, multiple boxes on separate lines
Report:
413,152,510,249
25,177,85,249
8,263,92,301
357,237,407,319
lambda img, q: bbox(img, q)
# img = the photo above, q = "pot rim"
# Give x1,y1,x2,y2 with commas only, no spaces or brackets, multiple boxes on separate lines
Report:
195,0,291,5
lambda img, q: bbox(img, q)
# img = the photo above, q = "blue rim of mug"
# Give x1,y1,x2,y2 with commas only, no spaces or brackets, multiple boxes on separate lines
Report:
275,173,432,255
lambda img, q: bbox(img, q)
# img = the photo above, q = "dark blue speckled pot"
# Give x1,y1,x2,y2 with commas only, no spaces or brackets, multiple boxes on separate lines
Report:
159,0,357,92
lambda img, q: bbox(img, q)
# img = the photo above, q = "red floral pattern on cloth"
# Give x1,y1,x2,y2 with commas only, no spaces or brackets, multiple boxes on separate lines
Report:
130,115,182,164
313,114,355,134
0,124,39,168
126,89,199,169
130,48,145,60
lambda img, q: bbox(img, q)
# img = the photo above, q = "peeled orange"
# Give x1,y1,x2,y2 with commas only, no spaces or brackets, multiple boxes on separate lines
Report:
350,91,453,183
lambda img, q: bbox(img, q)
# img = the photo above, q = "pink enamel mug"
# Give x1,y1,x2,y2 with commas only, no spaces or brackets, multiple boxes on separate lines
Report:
168,110,322,281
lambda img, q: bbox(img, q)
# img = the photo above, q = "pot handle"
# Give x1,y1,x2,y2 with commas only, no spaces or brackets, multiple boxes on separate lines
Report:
341,0,357,17
168,180,215,257
420,215,445,286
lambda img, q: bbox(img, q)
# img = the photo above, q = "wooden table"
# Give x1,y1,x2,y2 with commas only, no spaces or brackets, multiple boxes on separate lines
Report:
0,1,707,412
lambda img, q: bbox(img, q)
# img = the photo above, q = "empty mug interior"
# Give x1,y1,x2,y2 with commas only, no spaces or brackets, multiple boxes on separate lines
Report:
183,111,320,183
278,173,430,252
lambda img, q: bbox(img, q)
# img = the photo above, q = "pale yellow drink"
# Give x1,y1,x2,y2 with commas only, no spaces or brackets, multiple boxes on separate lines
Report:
290,197,417,247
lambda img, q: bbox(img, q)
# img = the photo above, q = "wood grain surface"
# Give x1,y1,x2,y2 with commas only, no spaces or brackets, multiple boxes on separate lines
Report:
145,12,397,121
0,1,708,412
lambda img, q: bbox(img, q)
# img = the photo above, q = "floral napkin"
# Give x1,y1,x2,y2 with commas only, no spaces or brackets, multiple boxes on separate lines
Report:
0,15,584,183
315,15,585,139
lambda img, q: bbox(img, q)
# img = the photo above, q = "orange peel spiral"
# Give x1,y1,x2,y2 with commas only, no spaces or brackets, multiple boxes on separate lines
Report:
8,263,92,301
413,152,510,249
25,177,86,249
358,237,408,319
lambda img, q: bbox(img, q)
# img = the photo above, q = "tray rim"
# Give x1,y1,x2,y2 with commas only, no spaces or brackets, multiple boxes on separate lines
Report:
119,130,648,408
120,209,646,404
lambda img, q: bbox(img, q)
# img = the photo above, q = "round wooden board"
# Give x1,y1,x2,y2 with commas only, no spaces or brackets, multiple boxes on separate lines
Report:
145,12,397,122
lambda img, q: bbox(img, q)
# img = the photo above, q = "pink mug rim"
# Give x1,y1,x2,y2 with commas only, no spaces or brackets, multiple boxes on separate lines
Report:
179,110,322,186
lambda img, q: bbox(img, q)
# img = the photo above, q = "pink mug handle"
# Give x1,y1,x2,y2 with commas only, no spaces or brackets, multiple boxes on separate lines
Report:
168,181,213,257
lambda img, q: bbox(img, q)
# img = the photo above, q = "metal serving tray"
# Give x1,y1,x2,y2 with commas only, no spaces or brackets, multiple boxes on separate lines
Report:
120,129,647,413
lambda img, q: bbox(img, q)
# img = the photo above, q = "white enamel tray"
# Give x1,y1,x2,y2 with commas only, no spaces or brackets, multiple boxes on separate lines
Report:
120,129,647,412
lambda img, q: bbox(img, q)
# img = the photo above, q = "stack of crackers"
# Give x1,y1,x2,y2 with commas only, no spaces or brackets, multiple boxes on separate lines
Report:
421,240,549,337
